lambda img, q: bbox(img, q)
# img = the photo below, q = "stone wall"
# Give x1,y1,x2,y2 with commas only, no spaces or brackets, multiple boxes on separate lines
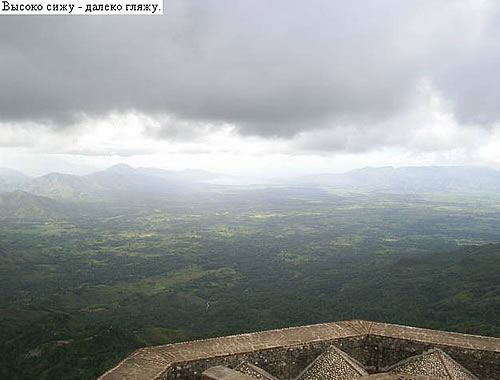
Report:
99,320,500,380
160,335,500,379
363,335,500,379
161,337,367,380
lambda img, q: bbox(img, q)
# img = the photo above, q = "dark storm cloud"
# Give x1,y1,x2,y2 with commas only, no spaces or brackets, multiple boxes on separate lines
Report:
0,0,498,140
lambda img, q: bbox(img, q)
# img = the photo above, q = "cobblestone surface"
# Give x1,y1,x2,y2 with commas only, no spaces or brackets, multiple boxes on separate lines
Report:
358,375,441,379
235,361,278,380
387,349,478,379
440,352,479,380
202,366,256,380
296,346,368,380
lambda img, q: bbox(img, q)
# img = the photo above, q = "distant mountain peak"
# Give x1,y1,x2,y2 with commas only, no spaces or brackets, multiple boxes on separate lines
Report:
41,172,79,179
108,163,134,172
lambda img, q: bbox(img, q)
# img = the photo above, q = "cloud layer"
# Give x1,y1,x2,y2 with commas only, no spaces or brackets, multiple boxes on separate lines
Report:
1,0,500,173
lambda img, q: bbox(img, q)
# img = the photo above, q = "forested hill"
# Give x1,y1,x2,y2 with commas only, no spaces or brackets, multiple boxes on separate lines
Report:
336,243,500,336
2,165,500,200
2,241,500,379
0,191,71,220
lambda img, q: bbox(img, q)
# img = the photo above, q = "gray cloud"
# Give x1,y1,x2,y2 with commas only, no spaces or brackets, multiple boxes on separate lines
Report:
61,147,154,157
1,0,499,143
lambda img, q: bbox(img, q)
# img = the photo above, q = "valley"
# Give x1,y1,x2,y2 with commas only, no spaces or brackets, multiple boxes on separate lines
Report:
1,166,500,379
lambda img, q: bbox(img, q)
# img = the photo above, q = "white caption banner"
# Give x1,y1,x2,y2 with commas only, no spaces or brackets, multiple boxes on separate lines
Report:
1,0,162,15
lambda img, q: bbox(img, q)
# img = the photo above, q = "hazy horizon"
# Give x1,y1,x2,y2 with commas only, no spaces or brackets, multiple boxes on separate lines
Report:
2,161,500,181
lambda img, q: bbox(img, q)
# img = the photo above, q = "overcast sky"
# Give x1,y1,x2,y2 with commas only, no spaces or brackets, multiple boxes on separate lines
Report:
1,0,500,176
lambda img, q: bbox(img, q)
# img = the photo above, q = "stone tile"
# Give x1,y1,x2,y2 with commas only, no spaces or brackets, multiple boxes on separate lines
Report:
202,366,256,380
295,345,368,380
386,349,478,379
234,361,279,380
358,374,442,379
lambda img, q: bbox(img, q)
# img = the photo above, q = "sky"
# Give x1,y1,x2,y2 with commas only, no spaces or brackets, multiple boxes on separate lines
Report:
1,0,500,177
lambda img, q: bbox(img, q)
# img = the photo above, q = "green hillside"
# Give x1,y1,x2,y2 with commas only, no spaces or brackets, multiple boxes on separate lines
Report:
0,191,70,220
334,243,500,336
1,187,500,379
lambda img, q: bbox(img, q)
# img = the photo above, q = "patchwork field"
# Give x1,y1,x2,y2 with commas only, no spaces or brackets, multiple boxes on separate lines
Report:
2,187,500,378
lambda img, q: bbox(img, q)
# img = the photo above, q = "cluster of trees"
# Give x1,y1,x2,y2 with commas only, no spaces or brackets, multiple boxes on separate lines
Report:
1,189,500,378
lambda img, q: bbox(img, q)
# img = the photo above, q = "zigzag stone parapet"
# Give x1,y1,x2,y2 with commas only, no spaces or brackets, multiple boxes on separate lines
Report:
385,349,478,379
295,345,368,380
98,320,500,380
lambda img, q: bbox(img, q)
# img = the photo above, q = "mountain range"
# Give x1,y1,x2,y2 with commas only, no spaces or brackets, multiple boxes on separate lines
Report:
1,165,500,205
292,166,500,193
0,164,223,200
